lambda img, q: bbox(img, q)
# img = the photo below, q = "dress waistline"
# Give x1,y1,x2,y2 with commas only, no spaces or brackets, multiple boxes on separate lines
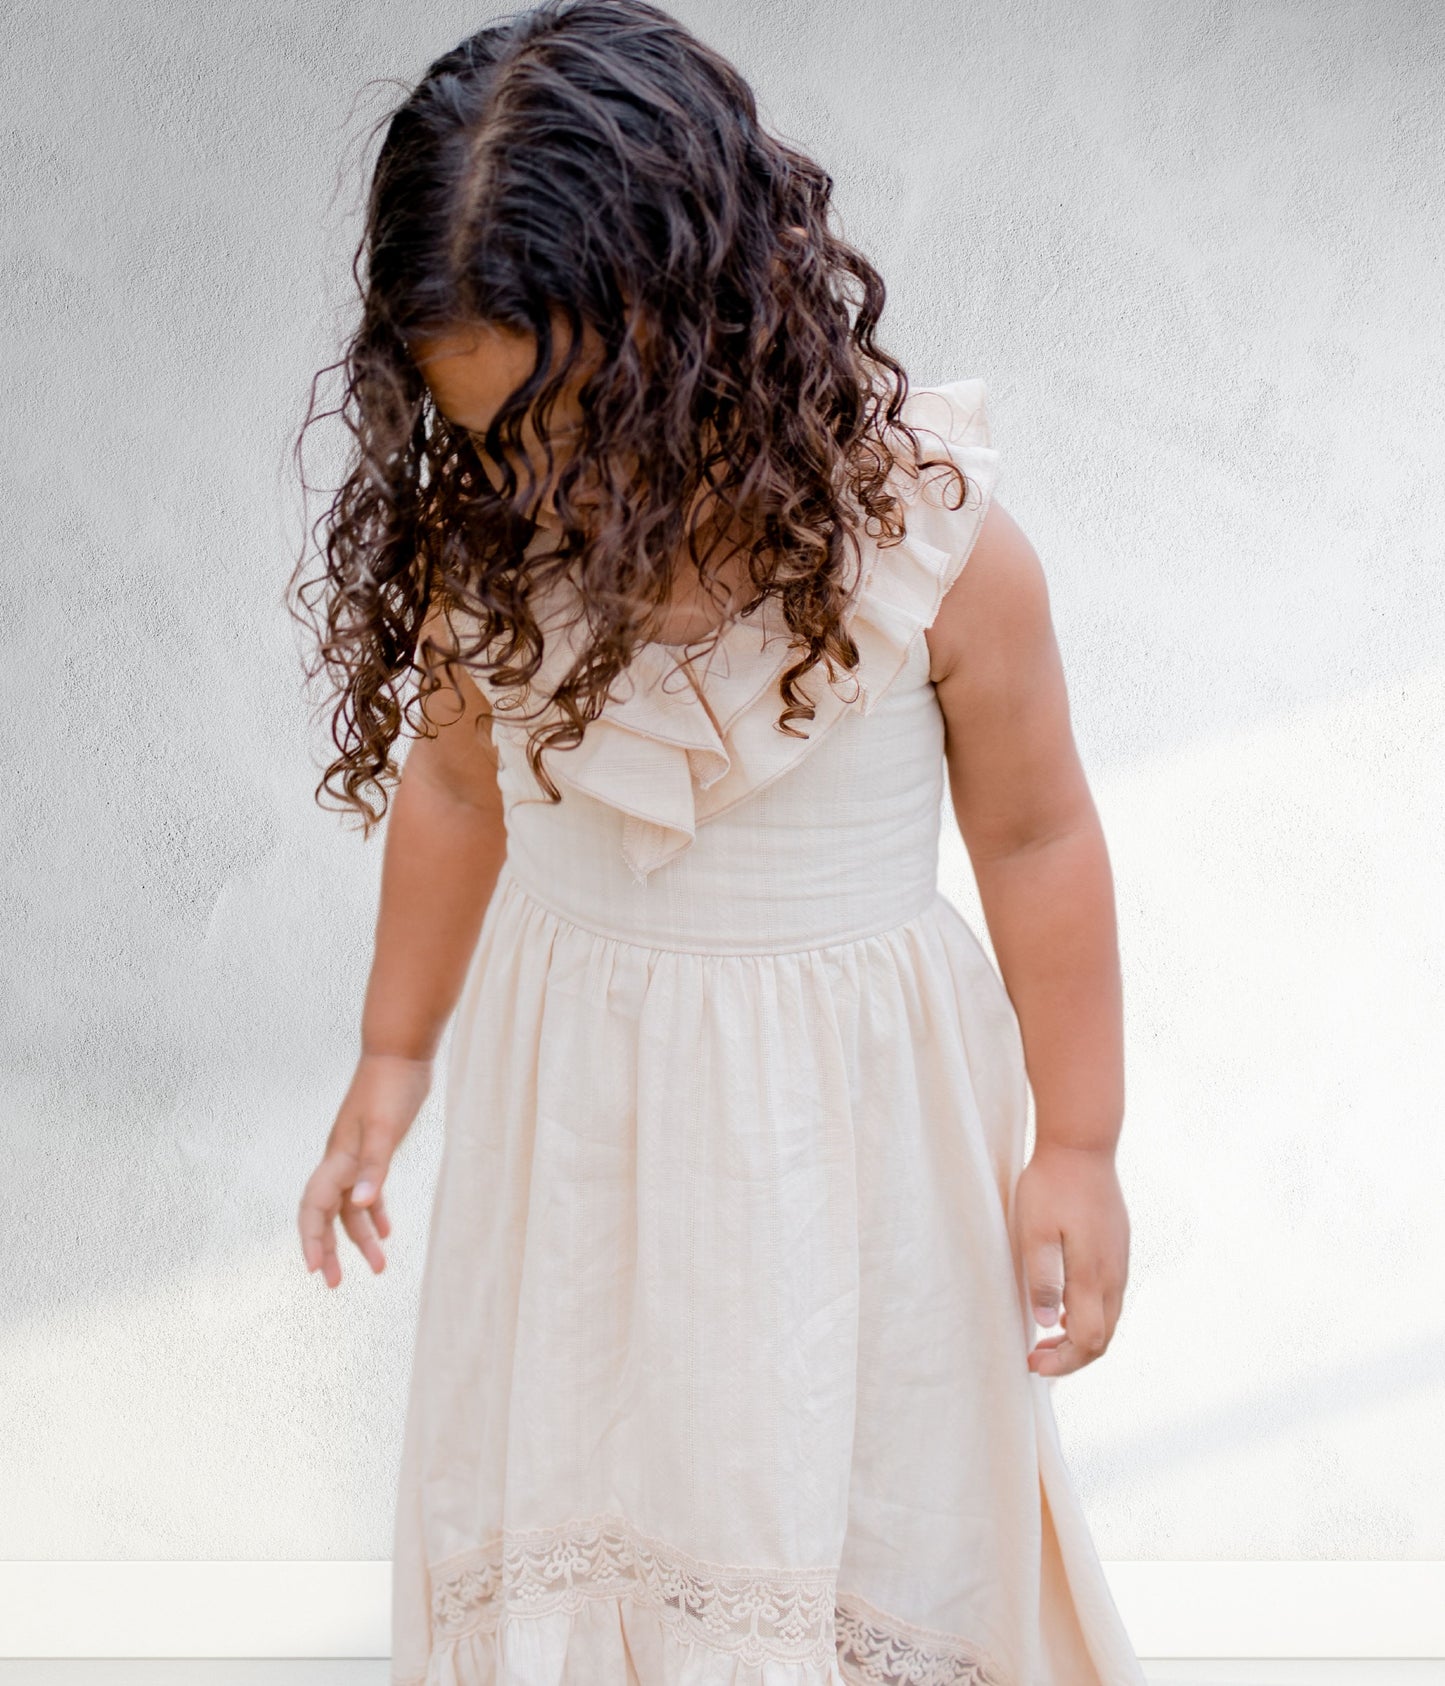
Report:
497,859,944,958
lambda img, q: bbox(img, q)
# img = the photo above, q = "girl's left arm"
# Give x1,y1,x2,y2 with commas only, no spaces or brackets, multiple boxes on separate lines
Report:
927,500,1131,1378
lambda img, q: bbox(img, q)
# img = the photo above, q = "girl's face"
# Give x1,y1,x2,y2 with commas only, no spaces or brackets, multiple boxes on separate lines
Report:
412,316,605,526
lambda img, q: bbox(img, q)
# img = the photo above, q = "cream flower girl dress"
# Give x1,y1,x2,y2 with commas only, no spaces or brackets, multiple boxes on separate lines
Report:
389,379,1148,1686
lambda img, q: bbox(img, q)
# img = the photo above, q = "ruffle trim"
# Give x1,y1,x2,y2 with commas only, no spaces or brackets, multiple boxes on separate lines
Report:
393,1511,1008,1686
473,379,1000,885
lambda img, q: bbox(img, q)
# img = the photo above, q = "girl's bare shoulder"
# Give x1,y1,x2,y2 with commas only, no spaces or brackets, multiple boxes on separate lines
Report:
924,498,1057,692
924,498,1091,852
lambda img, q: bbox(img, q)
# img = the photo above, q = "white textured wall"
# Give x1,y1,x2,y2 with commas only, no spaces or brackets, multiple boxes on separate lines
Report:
3,0,1441,1567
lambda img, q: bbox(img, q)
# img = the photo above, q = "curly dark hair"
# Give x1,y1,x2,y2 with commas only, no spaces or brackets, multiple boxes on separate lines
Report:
288,0,971,831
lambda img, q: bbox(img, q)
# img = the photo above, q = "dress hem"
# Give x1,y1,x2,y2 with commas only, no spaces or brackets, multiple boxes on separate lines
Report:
393,1567,1012,1686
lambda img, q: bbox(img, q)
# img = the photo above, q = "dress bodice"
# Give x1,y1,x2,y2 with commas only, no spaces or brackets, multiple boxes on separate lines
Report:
460,380,1001,954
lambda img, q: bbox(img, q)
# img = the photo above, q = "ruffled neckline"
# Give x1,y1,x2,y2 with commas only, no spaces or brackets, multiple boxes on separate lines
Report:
476,378,1000,884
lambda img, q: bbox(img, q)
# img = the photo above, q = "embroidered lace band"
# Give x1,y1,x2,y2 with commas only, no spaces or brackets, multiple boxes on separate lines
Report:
426,1512,1008,1684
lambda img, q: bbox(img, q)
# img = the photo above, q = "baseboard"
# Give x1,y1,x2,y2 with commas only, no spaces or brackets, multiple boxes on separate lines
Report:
1106,1562,1445,1657
0,1561,1441,1659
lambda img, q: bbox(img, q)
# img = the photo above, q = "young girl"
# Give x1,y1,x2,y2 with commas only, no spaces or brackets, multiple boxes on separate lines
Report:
292,3,1147,1682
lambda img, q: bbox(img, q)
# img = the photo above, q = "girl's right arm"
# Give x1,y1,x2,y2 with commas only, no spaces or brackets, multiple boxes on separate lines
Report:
297,623,508,1288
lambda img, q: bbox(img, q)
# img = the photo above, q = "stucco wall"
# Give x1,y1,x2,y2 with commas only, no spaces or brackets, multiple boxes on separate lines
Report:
3,0,1441,1563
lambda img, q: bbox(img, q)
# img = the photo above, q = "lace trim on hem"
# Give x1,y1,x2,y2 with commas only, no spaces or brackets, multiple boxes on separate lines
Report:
420,1511,1010,1684
430,1512,832,1665
836,1589,1008,1685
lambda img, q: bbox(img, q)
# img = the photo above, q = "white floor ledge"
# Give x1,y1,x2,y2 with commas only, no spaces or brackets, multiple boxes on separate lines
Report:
2,1561,1443,1664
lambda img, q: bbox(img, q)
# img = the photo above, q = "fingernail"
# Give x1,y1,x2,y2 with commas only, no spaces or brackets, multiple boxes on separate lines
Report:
354,1181,375,1202
1035,1306,1058,1327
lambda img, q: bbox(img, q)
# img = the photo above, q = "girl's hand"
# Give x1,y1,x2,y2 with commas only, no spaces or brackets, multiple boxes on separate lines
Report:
297,1052,435,1289
1014,1141,1131,1377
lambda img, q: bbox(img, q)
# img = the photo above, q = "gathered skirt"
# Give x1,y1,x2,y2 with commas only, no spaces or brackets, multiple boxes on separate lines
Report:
389,865,1146,1686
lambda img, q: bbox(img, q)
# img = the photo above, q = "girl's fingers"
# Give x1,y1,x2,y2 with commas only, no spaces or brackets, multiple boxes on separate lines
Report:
1064,1280,1109,1362
1022,1235,1066,1329
1027,1331,1070,1372
1031,1280,1110,1376
297,1189,331,1275
302,1208,342,1288
298,1154,351,1287
1028,1331,1083,1375
350,1153,391,1207
301,1201,343,1289
339,1192,388,1274
300,1138,398,1284
1031,1350,1077,1376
